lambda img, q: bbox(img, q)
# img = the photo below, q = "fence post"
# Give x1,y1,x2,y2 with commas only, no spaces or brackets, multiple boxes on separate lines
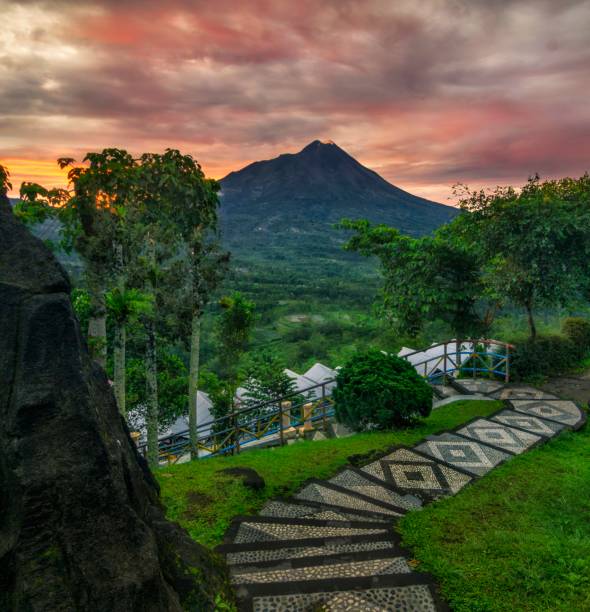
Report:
472,339,476,378
443,342,448,385
506,344,510,384
279,402,284,446
234,412,240,455
321,384,328,433
302,402,313,432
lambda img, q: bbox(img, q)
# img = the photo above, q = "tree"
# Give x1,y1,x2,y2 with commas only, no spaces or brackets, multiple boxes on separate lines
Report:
17,150,139,365
0,163,12,200
455,175,590,338
241,350,296,408
105,288,153,415
138,150,228,458
216,292,256,387
340,219,488,338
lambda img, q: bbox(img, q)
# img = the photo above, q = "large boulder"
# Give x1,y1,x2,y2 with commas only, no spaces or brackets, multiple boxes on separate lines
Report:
0,195,233,611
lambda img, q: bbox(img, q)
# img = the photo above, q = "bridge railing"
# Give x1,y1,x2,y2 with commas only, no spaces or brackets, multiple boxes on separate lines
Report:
139,338,514,464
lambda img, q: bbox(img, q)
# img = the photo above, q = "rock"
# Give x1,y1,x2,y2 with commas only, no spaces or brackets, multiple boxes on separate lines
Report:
220,467,266,491
0,196,233,611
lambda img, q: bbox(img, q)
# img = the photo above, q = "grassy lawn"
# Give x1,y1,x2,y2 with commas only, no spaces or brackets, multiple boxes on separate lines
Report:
157,399,501,548
398,422,590,612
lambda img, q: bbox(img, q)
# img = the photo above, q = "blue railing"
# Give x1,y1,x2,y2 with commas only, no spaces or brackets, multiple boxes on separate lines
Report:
139,338,513,464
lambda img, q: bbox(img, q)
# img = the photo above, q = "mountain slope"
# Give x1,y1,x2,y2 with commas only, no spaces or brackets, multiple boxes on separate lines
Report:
219,140,458,259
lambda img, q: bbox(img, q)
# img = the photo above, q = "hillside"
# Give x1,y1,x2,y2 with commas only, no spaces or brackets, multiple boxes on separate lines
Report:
219,140,458,260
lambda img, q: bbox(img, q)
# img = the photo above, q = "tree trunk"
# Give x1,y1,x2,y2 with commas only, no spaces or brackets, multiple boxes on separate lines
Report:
87,284,107,367
188,314,201,459
526,302,537,340
146,317,159,469
113,323,126,415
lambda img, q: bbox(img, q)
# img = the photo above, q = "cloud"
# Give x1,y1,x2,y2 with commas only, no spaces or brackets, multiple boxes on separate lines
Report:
1,0,589,201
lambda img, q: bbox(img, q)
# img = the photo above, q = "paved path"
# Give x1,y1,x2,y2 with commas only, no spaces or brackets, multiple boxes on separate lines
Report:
216,381,586,611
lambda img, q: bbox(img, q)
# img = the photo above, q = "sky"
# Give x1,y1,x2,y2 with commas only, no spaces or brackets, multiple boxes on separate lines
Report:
1,0,589,203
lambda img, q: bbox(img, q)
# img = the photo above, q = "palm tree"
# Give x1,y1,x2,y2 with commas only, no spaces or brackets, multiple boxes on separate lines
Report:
106,288,153,416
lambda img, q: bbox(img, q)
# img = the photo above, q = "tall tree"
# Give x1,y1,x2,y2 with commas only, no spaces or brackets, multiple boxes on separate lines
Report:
17,150,138,367
105,288,153,416
135,150,228,458
340,219,488,338
455,175,590,338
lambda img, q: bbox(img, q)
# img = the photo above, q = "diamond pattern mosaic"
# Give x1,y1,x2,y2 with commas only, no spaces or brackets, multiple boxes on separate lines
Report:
490,385,558,400
223,382,584,612
329,469,418,510
225,539,397,566
234,521,388,544
295,482,401,516
490,409,565,437
415,433,510,475
456,379,505,394
260,501,376,523
510,399,582,427
233,556,411,584
252,584,437,612
456,418,541,453
361,447,472,496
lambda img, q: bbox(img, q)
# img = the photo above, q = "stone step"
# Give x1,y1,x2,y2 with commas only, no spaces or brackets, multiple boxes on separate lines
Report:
294,479,407,516
508,398,586,429
216,532,402,567
225,516,392,545
454,417,543,454
359,446,473,502
327,467,422,511
259,499,390,524
237,572,445,612
489,385,559,400
450,378,506,395
231,550,412,585
490,409,566,438
414,432,511,476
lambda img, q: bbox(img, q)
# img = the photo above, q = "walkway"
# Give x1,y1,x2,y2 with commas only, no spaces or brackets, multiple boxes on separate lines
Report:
215,381,586,611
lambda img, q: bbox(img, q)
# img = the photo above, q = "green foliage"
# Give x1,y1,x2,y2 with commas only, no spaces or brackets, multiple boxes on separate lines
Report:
105,287,153,324
340,219,488,337
240,350,296,408
510,335,583,381
562,317,590,353
71,288,91,335
0,163,12,195
157,399,501,548
399,426,590,611
456,174,590,338
126,351,188,428
333,349,432,431
216,292,256,382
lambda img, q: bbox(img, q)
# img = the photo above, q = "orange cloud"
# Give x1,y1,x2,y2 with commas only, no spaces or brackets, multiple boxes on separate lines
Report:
1,159,71,197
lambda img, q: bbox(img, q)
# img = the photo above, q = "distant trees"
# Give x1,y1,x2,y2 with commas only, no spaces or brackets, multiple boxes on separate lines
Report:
342,174,590,340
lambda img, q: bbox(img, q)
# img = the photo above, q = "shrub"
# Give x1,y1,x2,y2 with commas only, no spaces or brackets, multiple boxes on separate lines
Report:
562,317,590,355
333,349,432,431
510,335,581,381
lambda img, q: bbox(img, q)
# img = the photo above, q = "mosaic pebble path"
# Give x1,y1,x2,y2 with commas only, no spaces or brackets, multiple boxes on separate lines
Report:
216,382,586,611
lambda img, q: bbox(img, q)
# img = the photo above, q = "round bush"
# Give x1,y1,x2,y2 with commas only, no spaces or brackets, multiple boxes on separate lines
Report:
333,349,432,431
562,317,590,355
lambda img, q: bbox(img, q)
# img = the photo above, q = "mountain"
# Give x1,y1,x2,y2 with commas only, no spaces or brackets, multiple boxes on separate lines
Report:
219,140,459,259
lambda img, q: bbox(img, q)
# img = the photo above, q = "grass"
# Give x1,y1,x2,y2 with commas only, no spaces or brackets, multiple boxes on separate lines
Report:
398,421,590,612
156,399,501,548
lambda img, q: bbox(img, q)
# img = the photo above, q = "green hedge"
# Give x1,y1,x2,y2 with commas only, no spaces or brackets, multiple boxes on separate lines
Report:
562,317,590,353
333,349,432,431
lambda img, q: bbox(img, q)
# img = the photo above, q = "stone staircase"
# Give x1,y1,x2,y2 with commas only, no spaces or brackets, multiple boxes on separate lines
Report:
216,380,586,611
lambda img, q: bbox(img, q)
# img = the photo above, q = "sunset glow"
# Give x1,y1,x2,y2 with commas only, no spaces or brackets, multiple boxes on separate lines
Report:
2,0,589,202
